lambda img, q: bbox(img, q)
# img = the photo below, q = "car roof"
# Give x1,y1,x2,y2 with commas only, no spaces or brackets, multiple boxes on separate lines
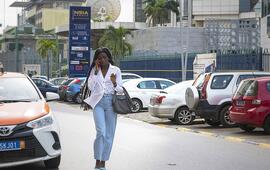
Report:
210,71,270,76
0,72,27,78
123,77,175,85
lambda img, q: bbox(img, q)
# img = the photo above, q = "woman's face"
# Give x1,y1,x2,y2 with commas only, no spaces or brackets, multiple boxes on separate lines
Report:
96,52,109,66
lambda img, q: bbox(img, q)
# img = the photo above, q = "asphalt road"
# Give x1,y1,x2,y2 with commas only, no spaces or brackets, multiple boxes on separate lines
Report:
2,101,270,170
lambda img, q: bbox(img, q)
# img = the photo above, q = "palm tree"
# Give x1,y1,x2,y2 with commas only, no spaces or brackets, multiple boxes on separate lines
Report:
37,39,57,79
98,26,132,65
144,0,179,27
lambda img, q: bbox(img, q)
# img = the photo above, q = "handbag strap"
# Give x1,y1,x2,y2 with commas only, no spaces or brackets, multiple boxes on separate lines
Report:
115,86,133,106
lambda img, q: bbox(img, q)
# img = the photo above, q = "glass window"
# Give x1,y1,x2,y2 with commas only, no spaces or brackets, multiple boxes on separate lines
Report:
234,80,255,97
211,75,233,89
137,81,157,89
236,75,255,86
245,81,258,96
267,81,270,92
159,80,175,89
0,77,40,101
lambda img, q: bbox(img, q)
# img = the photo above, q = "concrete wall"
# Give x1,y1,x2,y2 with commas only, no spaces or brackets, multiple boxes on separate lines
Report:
126,27,206,55
261,16,270,49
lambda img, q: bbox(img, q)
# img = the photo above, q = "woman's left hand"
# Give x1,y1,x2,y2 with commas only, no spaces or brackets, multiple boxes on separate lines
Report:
110,73,116,84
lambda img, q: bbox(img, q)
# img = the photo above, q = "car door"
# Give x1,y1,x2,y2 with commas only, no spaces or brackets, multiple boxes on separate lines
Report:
136,80,160,107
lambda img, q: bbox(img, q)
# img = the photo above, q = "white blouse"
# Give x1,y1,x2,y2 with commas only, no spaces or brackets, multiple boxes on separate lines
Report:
84,64,123,108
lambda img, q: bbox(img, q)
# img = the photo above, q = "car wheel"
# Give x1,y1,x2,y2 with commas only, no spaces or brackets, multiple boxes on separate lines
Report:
263,116,270,134
239,124,256,132
131,99,142,113
220,105,237,128
174,107,194,125
75,93,82,104
205,119,221,127
44,155,61,169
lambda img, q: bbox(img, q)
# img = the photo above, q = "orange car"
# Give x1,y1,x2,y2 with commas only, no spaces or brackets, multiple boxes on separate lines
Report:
0,68,61,168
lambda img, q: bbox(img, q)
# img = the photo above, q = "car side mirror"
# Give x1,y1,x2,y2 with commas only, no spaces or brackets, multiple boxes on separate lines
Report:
46,92,60,102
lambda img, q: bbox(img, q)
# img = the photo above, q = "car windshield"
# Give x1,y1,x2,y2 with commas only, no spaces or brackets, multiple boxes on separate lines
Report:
0,77,41,102
234,80,256,97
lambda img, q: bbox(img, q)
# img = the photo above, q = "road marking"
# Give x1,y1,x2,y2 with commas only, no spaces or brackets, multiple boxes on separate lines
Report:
177,127,270,149
122,116,270,150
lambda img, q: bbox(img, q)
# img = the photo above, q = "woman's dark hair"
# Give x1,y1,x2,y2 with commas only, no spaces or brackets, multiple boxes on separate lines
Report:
89,47,114,72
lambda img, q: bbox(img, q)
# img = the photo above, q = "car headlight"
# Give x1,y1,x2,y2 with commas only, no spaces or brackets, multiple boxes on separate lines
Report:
27,114,54,129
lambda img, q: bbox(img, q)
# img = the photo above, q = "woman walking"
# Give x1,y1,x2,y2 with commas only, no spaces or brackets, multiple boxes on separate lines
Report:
84,47,123,170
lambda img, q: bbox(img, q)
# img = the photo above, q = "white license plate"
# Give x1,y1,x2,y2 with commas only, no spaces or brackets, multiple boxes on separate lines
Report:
0,140,21,152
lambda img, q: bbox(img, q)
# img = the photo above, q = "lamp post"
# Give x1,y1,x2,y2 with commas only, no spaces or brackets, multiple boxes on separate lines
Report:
15,27,19,72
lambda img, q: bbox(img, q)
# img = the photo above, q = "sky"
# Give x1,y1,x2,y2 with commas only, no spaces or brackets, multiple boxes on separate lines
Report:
0,0,133,33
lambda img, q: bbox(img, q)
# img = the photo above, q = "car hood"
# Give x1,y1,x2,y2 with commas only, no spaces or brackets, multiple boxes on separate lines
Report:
0,101,50,125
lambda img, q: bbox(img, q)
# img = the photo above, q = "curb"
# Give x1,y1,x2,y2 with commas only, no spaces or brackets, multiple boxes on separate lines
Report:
176,127,270,149
122,116,270,150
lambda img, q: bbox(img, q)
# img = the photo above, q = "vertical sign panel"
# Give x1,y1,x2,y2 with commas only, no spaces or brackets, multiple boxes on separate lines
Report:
69,6,91,77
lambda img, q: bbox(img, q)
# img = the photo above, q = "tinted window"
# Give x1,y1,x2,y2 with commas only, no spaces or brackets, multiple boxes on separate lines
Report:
211,75,233,89
236,75,255,86
0,77,40,101
234,80,255,97
159,80,174,89
267,82,270,92
137,81,157,89
245,81,258,96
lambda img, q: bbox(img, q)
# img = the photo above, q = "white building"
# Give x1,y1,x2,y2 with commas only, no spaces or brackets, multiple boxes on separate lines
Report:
126,27,206,55
192,0,261,27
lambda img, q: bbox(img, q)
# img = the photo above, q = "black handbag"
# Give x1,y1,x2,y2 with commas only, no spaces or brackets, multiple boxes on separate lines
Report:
112,87,134,114
80,70,92,111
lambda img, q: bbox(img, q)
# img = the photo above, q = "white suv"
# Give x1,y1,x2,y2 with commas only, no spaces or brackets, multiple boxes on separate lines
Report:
185,72,270,127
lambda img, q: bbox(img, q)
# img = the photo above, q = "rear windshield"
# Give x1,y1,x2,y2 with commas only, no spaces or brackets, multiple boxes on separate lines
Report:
235,80,257,97
245,81,258,96
0,77,41,101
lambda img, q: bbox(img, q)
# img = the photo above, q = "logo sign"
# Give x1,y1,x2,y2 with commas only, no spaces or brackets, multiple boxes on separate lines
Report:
69,6,91,78
0,126,16,137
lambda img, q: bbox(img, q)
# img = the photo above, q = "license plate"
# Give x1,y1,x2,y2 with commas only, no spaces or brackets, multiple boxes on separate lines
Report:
236,100,245,106
0,140,22,152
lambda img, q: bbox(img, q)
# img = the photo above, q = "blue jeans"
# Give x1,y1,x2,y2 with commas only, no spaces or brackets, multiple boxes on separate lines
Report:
93,94,117,161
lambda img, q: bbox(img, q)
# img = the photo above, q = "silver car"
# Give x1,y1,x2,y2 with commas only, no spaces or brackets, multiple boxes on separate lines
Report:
149,80,195,125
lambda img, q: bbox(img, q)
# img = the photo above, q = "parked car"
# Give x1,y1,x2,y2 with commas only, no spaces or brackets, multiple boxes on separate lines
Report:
230,77,270,134
185,72,270,128
122,73,142,82
0,72,61,168
149,80,195,125
49,77,68,86
66,77,86,103
58,78,75,101
32,75,48,80
32,78,59,98
123,78,176,112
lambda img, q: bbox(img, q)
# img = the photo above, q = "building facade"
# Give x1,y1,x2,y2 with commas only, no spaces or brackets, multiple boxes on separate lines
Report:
134,0,147,22
10,0,85,31
193,0,260,27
